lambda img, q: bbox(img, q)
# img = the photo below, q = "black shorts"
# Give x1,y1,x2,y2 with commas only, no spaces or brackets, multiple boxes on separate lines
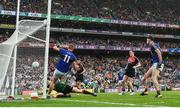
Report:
125,69,135,78
62,85,73,95
75,73,83,82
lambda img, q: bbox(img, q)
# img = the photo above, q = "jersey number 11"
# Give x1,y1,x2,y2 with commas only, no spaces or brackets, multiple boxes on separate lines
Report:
64,55,70,63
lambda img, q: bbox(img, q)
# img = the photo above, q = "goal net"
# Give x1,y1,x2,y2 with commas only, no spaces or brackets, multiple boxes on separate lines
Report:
0,20,47,98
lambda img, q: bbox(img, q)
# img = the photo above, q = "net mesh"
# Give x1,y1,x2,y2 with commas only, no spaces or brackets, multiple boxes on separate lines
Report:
0,20,46,97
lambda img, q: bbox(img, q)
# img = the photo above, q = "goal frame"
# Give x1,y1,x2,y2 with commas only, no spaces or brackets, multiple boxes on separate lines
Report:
11,0,52,98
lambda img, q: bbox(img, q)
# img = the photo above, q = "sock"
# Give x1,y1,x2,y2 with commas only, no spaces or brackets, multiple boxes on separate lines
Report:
155,85,161,95
157,90,161,95
122,88,125,92
142,75,147,83
144,88,148,92
131,89,134,92
128,88,130,92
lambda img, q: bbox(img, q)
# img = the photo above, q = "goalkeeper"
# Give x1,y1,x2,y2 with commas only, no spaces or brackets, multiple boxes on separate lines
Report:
48,79,97,98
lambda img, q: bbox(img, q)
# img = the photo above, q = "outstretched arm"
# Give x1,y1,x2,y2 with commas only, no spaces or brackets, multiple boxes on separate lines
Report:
53,44,60,52
133,57,141,69
53,44,68,52
134,62,141,68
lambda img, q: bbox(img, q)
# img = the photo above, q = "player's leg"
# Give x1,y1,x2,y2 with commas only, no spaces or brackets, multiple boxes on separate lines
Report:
141,68,153,95
151,67,162,98
72,87,97,96
119,75,128,95
56,93,71,98
142,67,152,83
48,77,58,94
78,74,84,89
127,84,131,92
48,69,64,94
50,89,72,98
49,90,71,98
143,78,151,93
76,81,82,89
127,77,135,95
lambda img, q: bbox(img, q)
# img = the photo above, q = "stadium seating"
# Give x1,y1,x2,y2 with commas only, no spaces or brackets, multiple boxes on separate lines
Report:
1,0,180,24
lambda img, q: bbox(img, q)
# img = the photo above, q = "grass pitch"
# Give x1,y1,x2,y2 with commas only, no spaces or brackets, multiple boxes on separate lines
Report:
0,91,180,107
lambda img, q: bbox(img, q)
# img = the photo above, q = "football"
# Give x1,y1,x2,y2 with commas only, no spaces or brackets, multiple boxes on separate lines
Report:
32,61,40,68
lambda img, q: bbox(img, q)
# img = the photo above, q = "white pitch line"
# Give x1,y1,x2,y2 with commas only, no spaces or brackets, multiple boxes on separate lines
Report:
56,99,168,107
60,99,136,106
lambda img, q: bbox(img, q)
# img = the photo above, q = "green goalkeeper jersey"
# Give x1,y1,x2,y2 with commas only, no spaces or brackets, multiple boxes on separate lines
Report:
54,80,67,93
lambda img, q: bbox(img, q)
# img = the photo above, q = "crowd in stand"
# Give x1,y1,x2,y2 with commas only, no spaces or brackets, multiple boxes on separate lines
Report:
0,34,179,92
15,55,44,91
1,0,180,24
51,35,179,49
9,54,180,91
0,34,8,43
1,34,179,49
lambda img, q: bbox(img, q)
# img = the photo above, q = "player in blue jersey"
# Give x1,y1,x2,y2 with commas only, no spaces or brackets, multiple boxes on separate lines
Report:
117,64,126,85
141,36,164,98
48,44,78,94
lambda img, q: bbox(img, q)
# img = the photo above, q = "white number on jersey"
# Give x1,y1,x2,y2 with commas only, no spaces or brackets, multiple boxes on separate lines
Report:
64,55,70,63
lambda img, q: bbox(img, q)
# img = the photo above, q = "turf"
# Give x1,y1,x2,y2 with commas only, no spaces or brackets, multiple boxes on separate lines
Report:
0,91,180,107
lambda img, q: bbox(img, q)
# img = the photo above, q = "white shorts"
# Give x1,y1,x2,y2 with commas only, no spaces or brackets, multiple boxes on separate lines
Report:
118,80,123,85
53,69,67,78
151,63,164,72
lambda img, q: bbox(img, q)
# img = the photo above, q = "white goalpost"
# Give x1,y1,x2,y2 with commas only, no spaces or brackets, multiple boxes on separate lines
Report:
43,0,52,98
11,0,21,98
0,0,52,98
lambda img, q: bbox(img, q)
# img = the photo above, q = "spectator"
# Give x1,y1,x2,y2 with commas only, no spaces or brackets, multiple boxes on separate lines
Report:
1,0,180,24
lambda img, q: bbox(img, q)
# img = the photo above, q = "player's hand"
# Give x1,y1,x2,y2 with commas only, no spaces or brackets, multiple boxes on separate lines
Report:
53,45,58,49
133,66,136,69
53,45,60,51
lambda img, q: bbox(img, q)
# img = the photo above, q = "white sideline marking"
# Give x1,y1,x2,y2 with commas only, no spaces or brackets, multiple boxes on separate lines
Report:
60,99,136,106
56,99,167,107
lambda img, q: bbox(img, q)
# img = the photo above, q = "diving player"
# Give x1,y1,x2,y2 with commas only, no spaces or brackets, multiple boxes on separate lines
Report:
141,35,164,98
48,79,97,98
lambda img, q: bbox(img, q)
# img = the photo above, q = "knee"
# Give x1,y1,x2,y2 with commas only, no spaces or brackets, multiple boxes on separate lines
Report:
53,78,58,83
151,76,157,82
121,80,125,84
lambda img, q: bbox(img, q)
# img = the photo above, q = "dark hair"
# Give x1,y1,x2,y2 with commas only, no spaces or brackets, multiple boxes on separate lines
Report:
147,35,154,41
129,47,135,53
130,49,134,52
